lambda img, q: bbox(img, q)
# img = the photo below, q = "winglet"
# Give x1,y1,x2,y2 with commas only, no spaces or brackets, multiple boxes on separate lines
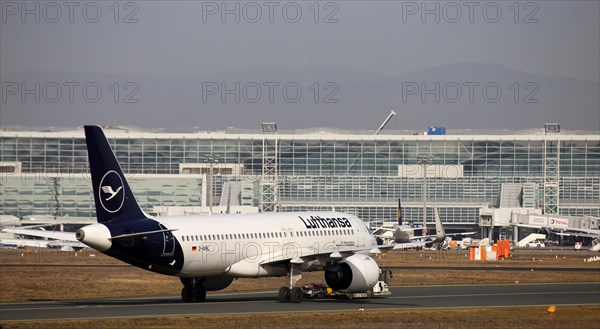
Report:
84,125,146,223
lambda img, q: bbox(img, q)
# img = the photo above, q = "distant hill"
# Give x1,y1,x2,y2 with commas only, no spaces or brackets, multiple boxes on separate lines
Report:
1,63,598,130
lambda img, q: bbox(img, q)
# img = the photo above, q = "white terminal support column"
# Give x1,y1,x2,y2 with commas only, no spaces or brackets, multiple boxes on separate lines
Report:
203,154,220,214
543,123,560,215
260,123,279,212
416,155,433,229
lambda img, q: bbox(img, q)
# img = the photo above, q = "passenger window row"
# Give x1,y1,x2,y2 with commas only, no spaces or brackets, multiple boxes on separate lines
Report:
181,229,355,242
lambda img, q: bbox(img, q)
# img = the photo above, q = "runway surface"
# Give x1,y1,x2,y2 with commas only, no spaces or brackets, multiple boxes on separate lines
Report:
1,283,599,323
2,264,599,272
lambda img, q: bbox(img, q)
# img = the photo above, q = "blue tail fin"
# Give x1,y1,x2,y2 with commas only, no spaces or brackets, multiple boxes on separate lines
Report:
397,198,403,226
85,125,145,223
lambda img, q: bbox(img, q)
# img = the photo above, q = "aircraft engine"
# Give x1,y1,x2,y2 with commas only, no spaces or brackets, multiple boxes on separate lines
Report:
324,254,379,293
202,276,234,291
393,228,411,243
180,276,234,291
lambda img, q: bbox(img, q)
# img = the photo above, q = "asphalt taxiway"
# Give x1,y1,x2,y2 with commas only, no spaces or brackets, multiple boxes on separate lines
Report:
1,283,599,323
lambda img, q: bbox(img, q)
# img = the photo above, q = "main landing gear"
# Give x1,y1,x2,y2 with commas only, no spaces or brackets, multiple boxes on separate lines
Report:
278,286,303,303
278,264,304,303
180,277,206,303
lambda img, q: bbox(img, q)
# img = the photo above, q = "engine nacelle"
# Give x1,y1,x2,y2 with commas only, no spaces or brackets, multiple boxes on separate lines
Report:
180,276,234,291
324,254,380,293
202,276,234,291
76,223,112,251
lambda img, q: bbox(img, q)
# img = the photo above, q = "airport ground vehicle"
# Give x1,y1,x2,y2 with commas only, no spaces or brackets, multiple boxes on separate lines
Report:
516,233,546,248
302,268,392,299
302,284,329,298
591,238,600,252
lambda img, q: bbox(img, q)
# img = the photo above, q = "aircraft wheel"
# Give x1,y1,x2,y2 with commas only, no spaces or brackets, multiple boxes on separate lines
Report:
278,287,290,303
181,286,194,303
193,286,207,302
180,277,192,286
290,287,304,303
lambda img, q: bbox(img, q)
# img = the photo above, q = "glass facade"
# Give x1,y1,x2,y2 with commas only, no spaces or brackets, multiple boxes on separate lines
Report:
1,127,599,227
1,174,202,219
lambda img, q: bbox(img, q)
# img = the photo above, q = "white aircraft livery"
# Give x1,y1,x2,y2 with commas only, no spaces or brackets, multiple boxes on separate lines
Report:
76,125,395,303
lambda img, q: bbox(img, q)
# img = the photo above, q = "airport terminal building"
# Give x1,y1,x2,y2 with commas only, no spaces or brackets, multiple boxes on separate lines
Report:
1,125,599,233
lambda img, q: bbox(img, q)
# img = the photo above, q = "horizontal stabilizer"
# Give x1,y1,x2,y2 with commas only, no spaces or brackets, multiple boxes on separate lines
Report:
109,228,178,240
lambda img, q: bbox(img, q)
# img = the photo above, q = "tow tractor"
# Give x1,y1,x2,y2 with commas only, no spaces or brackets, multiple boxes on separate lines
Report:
371,267,392,297
302,267,392,299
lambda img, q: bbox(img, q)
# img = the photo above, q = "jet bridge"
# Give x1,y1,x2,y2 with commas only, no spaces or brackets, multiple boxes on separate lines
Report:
479,205,600,245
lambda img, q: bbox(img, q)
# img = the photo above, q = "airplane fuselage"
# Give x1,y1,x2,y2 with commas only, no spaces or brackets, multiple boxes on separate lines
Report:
77,126,383,302
87,211,376,278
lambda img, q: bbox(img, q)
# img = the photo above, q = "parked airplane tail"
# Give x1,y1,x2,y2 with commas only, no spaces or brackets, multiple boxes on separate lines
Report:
397,198,403,225
433,207,445,241
426,207,446,246
84,125,146,223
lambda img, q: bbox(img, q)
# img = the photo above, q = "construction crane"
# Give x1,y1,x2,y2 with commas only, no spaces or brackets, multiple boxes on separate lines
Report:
346,110,397,174
375,110,397,135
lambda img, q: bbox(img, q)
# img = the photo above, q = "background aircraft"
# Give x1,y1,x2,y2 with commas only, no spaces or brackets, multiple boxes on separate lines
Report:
372,199,474,249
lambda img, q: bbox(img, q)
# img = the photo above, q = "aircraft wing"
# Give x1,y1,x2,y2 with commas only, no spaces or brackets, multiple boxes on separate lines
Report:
259,244,387,266
447,232,475,236
0,238,52,249
1,228,87,249
392,241,426,250
554,231,600,238
373,226,421,233
396,229,475,241
2,227,80,243
47,240,88,248
225,243,388,276
1,237,87,250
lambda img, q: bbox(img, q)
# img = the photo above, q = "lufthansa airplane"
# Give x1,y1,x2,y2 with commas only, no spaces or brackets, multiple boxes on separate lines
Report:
74,126,408,303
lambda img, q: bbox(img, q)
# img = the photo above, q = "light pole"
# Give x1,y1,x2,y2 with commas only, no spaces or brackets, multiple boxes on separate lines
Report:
204,154,220,213
417,155,433,233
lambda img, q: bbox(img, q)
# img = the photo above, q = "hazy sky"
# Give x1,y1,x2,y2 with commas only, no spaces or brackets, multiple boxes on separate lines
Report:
1,1,599,130
2,1,598,80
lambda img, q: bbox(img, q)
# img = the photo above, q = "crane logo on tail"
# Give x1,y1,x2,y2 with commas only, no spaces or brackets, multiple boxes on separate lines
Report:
102,186,123,201
99,170,125,213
